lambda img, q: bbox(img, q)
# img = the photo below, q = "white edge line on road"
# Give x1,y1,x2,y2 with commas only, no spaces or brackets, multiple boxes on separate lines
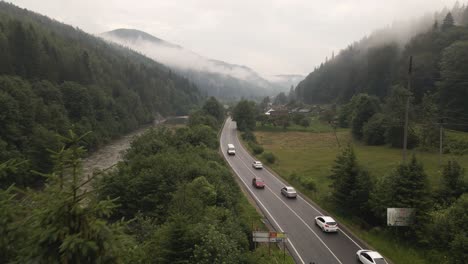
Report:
232,121,364,251
222,122,306,264
234,149,343,264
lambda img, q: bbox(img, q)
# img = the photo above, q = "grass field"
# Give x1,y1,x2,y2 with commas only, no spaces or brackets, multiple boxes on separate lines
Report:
250,127,468,264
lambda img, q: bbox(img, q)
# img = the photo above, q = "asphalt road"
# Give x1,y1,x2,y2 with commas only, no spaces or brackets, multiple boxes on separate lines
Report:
220,117,366,264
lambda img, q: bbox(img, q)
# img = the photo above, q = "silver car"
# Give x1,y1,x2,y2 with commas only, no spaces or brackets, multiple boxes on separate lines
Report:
356,250,388,264
252,161,263,169
281,186,297,198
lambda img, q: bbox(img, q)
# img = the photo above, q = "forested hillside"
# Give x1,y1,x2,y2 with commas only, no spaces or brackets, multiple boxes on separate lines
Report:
101,28,285,100
295,4,468,120
0,2,200,187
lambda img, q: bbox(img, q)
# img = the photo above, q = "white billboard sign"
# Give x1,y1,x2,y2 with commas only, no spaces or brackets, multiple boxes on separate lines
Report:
252,231,287,243
387,208,415,226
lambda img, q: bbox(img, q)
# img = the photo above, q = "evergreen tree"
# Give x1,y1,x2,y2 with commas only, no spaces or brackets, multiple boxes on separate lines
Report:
439,160,466,204
20,130,126,263
328,145,372,216
438,41,468,131
371,156,430,240
442,12,455,31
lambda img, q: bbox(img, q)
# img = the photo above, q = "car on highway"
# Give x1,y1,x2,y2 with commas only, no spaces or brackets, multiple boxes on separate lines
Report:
227,144,236,155
252,177,265,188
314,216,338,232
252,161,263,169
356,250,388,264
281,186,297,198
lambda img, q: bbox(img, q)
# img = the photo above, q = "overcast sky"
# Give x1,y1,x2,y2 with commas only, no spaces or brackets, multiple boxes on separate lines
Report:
9,0,459,77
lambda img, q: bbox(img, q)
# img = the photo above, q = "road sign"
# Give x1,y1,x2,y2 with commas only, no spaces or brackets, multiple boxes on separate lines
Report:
387,208,415,226
253,231,287,242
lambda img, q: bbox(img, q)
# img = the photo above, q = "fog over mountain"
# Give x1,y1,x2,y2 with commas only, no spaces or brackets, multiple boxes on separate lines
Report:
101,29,290,99
269,74,305,90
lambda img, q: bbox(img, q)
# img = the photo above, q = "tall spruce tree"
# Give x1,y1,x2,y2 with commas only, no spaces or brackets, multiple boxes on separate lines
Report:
328,145,372,216
442,12,455,30
439,160,466,204
20,130,126,263
372,156,430,241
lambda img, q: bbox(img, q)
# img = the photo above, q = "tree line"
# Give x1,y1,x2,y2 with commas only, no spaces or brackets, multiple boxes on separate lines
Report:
295,4,468,132
328,145,467,263
0,2,201,187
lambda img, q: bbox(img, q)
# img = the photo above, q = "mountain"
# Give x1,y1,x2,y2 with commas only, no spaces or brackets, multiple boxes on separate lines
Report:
0,2,200,187
295,3,468,105
101,28,287,99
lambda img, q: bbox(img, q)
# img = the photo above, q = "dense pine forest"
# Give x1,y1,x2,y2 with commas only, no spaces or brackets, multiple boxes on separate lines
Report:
295,4,468,131
0,2,200,187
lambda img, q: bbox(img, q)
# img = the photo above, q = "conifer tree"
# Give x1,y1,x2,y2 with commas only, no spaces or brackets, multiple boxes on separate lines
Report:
20,130,126,263
328,145,372,215
442,12,455,30
439,160,466,204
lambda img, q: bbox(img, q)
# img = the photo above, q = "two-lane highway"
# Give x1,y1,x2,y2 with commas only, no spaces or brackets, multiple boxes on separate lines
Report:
221,117,365,264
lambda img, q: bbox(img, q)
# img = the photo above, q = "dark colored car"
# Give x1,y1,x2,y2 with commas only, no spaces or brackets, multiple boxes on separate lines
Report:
252,177,265,188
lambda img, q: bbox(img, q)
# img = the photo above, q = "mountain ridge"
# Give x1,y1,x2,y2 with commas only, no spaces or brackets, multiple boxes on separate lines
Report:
101,28,292,99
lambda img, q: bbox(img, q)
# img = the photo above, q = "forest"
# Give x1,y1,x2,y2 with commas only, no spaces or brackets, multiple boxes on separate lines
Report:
0,2,200,187
0,97,276,263
295,4,468,132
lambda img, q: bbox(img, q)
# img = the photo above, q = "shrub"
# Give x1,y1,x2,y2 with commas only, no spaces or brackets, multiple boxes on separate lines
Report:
249,142,264,155
300,118,311,128
241,130,257,143
362,113,386,145
445,138,468,155
302,178,317,192
263,152,276,164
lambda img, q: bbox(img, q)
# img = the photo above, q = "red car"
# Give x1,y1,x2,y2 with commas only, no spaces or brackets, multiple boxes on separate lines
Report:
252,177,265,189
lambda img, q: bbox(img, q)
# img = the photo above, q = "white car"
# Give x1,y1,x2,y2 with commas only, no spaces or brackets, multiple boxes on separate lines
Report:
356,250,388,264
315,216,338,232
281,186,297,198
252,161,263,169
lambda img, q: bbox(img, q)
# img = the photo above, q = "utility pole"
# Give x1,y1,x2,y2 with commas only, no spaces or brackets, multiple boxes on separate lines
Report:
439,119,444,166
403,56,412,162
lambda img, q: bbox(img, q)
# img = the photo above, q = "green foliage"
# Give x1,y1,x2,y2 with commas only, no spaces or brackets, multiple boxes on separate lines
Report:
0,131,133,263
241,130,257,143
202,97,225,124
438,40,468,131
0,3,201,187
371,156,430,240
418,93,440,150
350,94,381,140
232,100,257,131
97,109,264,263
249,142,264,155
427,194,468,263
188,110,218,129
444,137,468,155
328,145,372,216
438,160,466,204
362,113,387,145
263,152,276,164
299,117,311,128
442,12,455,31
0,185,25,262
